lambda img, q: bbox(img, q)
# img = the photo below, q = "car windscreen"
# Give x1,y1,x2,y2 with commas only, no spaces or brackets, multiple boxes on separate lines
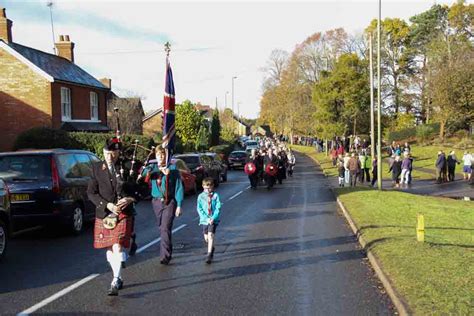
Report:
177,156,200,165
230,152,247,158
246,142,257,146
0,155,51,180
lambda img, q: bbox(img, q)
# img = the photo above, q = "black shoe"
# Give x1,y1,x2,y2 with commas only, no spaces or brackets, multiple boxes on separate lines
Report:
211,247,215,258
205,253,212,264
116,278,123,290
160,258,170,265
107,284,119,296
121,261,126,269
129,242,138,257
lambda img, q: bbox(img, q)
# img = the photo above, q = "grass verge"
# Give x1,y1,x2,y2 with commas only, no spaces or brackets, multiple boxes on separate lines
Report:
291,144,473,314
335,188,473,315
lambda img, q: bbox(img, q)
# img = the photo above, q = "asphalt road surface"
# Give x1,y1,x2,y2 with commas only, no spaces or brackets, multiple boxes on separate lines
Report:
0,153,393,315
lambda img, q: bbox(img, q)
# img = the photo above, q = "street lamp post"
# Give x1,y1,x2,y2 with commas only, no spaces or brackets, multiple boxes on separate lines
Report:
369,33,375,161
377,0,382,190
225,91,229,108
232,76,237,133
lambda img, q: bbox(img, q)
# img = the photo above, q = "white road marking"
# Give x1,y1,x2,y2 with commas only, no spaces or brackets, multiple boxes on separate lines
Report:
136,224,187,254
228,191,243,201
17,274,100,316
18,224,188,315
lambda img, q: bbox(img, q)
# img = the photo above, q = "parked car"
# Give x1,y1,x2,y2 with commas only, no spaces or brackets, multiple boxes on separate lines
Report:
228,150,248,170
173,153,221,188
142,158,197,195
203,153,228,182
0,178,10,261
239,136,250,148
0,149,101,236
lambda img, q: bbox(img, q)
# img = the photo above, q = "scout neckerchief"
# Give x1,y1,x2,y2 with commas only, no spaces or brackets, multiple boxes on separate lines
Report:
156,167,170,204
207,192,213,216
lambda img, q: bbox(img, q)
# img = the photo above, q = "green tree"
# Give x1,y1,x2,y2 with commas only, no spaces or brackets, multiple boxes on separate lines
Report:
195,124,210,151
175,100,201,151
210,109,221,146
313,54,370,138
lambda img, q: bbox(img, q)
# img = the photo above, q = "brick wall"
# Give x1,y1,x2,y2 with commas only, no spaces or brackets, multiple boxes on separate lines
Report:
143,113,162,137
51,82,107,128
0,47,52,151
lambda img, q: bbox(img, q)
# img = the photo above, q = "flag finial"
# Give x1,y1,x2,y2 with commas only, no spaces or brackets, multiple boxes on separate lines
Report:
164,42,171,57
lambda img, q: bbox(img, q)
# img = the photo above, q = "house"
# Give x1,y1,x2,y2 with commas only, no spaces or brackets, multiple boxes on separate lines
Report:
101,79,144,135
142,108,163,137
0,8,109,151
195,104,213,122
233,116,251,136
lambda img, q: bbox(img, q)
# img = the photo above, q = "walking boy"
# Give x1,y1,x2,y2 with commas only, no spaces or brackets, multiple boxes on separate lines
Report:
197,177,222,264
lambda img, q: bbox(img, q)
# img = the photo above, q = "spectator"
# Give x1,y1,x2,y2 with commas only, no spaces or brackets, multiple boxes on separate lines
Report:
447,151,460,182
343,153,351,185
348,153,360,187
358,152,367,183
401,153,412,186
462,151,472,181
435,151,447,183
337,155,345,187
371,157,378,187
390,155,402,188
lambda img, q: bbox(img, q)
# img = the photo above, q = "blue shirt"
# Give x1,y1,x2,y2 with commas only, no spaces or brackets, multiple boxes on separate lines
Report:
196,191,221,225
141,163,184,207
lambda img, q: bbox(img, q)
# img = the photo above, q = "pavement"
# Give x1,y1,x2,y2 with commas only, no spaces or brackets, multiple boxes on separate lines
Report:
0,153,393,315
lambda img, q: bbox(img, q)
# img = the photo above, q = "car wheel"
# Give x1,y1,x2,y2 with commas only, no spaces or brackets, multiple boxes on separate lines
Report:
70,204,84,235
0,219,7,261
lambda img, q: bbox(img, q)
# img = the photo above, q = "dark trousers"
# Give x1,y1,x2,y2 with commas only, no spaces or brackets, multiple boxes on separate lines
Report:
371,170,377,186
350,170,358,187
448,167,455,181
249,174,258,188
152,198,176,261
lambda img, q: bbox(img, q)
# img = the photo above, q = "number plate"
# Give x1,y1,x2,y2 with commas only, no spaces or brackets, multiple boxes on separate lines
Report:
11,194,30,202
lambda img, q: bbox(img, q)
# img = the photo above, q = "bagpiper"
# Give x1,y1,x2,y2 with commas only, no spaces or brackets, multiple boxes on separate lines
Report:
87,138,137,296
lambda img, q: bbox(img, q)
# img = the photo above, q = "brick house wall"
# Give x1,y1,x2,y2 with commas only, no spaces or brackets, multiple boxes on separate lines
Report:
0,46,52,151
143,113,162,137
51,82,107,128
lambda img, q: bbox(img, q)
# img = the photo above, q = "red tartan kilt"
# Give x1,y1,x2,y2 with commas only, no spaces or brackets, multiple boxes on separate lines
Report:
93,214,133,249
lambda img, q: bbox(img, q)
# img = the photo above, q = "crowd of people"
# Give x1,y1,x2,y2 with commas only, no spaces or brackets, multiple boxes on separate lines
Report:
245,137,296,190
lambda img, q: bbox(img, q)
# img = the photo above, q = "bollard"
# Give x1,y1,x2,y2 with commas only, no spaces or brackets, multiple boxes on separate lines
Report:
416,214,424,242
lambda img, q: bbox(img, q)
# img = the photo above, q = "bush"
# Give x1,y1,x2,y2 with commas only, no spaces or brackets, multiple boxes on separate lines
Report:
416,124,436,144
209,144,235,160
385,123,440,143
14,127,155,161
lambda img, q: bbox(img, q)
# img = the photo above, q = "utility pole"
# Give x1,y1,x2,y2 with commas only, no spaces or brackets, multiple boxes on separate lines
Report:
47,1,56,54
225,91,229,109
369,32,375,160
232,76,237,133
377,0,382,190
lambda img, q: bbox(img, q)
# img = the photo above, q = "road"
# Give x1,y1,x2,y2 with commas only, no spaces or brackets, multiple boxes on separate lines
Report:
0,153,393,315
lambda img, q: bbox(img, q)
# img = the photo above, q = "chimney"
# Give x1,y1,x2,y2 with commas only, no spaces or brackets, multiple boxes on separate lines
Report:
100,78,112,89
55,35,75,62
0,8,13,43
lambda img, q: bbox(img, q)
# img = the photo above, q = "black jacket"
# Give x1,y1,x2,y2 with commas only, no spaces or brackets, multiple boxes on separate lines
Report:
87,161,136,219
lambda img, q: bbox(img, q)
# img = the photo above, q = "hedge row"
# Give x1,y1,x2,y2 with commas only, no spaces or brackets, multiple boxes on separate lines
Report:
13,127,156,161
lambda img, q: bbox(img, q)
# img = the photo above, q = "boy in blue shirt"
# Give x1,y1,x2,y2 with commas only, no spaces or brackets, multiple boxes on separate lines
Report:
197,177,221,264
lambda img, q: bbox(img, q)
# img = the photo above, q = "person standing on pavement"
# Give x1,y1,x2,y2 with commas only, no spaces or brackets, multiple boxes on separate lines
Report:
358,152,367,183
390,155,402,188
343,153,351,185
196,177,222,264
371,157,378,187
140,147,184,265
87,138,137,296
462,151,472,181
400,153,412,186
435,151,447,183
348,153,360,187
447,151,460,182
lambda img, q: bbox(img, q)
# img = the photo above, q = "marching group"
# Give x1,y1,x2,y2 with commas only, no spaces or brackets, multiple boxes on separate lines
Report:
86,136,297,296
245,138,296,190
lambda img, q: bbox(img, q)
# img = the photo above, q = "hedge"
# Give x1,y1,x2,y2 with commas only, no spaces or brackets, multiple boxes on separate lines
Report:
14,127,156,161
385,123,440,142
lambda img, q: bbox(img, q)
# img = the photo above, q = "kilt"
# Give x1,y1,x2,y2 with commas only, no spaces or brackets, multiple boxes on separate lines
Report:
93,214,133,249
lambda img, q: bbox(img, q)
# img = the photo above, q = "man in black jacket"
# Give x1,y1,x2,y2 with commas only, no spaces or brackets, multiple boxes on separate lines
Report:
87,138,137,296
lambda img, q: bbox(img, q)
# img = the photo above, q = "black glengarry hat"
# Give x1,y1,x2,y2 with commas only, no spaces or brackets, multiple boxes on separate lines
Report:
104,137,122,151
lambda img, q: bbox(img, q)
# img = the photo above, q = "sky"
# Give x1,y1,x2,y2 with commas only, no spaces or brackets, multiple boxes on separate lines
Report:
0,0,456,119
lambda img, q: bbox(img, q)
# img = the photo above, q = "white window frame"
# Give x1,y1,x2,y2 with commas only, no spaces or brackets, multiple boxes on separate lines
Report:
61,87,72,121
90,91,99,120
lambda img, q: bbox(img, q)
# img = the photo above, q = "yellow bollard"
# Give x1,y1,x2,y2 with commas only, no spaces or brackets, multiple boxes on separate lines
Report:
417,214,425,242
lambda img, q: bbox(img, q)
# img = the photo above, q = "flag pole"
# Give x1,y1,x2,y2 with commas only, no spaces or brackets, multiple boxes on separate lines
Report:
164,42,171,166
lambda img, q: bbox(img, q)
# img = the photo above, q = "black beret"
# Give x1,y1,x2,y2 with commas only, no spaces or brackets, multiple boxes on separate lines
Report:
104,137,122,151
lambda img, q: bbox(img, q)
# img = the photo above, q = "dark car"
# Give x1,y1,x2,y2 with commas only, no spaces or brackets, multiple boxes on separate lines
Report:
228,150,248,170
0,178,10,261
203,153,228,182
174,153,221,188
0,149,101,236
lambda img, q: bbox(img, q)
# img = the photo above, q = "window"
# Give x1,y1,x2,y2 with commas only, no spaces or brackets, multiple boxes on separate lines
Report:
61,87,72,120
74,154,92,177
0,155,51,180
90,92,99,120
56,154,81,178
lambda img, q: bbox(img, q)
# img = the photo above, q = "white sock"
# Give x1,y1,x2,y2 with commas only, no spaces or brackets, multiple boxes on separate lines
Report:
108,251,122,283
